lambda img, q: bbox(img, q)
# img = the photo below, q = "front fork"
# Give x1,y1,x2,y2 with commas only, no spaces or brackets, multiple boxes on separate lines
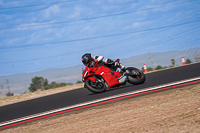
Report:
84,75,106,88
93,76,109,88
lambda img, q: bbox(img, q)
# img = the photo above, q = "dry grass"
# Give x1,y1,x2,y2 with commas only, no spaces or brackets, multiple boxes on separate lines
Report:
2,83,200,133
0,83,83,107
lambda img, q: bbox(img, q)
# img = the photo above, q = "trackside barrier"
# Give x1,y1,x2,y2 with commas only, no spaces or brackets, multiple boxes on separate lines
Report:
144,63,148,73
182,56,186,65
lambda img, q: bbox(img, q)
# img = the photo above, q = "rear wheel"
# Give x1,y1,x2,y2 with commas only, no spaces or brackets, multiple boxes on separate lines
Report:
126,67,146,85
85,78,106,93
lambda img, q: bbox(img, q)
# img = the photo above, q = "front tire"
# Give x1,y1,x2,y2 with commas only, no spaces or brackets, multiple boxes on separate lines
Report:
127,67,146,85
85,79,106,93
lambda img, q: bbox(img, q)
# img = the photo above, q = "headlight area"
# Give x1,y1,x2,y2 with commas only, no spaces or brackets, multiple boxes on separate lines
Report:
82,70,88,81
84,71,88,77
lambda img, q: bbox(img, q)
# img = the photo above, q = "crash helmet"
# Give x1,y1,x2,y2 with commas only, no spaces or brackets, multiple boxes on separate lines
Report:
82,53,91,66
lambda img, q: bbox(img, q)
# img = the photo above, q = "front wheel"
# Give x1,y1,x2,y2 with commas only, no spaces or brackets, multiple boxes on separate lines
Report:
126,67,146,85
85,79,106,93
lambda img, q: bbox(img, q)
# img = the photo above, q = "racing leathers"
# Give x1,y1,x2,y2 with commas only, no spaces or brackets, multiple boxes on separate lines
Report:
91,55,125,72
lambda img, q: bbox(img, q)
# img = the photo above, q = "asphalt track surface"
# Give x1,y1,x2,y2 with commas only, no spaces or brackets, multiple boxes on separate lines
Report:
0,63,200,124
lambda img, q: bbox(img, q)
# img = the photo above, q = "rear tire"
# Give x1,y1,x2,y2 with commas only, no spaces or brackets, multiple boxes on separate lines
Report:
85,79,106,93
127,67,146,85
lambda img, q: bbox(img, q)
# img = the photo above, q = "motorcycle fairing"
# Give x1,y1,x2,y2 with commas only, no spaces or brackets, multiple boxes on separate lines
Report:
100,68,122,88
83,63,122,88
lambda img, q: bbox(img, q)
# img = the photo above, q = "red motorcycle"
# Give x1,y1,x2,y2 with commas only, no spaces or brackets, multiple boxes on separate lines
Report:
82,59,146,93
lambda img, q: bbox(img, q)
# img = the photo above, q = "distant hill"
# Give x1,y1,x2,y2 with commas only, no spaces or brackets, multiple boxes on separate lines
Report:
0,48,199,96
0,65,82,95
121,48,200,69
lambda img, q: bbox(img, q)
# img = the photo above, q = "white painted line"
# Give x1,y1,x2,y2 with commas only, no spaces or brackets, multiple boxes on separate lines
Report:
0,76,200,127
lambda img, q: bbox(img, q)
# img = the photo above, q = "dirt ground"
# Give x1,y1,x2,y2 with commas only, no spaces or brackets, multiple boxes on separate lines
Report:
1,83,200,133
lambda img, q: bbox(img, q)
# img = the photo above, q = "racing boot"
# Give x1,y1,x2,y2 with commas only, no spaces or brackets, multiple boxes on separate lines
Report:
114,62,126,73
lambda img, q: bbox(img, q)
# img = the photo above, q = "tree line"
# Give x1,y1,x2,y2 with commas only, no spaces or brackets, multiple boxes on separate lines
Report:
28,76,82,92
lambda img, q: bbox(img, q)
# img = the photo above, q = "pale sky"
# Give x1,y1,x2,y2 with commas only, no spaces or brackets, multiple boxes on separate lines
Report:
0,0,200,76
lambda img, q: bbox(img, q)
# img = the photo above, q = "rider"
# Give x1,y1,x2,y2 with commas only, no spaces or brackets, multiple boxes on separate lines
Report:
81,53,125,72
